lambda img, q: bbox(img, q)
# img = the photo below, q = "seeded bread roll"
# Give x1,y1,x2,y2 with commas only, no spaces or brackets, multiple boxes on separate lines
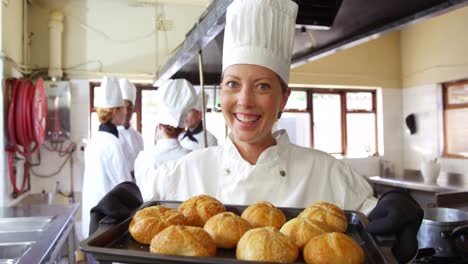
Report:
241,201,286,229
280,217,330,249
129,205,188,244
150,225,216,257
236,226,298,263
203,212,253,249
177,195,226,227
303,232,364,264
298,202,348,233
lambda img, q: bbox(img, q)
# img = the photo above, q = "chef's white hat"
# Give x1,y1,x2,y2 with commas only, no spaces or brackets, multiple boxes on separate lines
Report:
222,0,298,84
94,76,123,108
157,79,197,128
192,86,209,112
118,78,136,106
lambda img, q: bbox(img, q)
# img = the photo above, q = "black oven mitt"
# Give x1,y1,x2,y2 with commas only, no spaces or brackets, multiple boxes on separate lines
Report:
89,181,143,236
366,190,424,263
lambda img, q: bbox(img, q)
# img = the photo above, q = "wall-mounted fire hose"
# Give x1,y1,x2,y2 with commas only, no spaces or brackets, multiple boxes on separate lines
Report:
5,77,47,197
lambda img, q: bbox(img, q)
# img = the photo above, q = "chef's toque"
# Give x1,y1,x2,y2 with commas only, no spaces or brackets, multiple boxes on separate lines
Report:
222,0,298,84
192,88,209,112
94,76,123,108
157,79,197,128
119,78,136,106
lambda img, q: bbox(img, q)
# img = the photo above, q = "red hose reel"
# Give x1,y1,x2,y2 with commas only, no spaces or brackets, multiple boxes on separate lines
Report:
5,77,47,196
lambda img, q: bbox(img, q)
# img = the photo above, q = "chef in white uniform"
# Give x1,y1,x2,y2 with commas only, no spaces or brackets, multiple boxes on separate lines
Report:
97,0,423,262
134,79,196,189
179,92,218,150
81,76,132,238
117,78,144,177
142,0,376,213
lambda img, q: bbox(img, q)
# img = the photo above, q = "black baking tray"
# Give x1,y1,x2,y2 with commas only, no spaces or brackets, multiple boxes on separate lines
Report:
80,200,398,264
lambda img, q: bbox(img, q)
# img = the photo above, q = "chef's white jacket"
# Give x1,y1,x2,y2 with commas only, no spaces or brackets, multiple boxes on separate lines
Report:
82,131,132,238
117,126,144,172
134,138,191,193
145,130,377,215
178,129,218,150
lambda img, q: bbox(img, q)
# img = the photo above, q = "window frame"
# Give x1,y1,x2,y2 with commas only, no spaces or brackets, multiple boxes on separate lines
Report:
442,79,468,159
283,88,378,157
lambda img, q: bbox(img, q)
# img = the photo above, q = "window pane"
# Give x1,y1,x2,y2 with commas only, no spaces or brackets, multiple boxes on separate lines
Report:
313,93,342,153
205,111,227,145
347,113,376,157
194,86,221,110
447,84,468,105
275,112,311,148
141,90,159,149
446,108,468,156
90,112,99,139
285,91,307,110
346,92,373,111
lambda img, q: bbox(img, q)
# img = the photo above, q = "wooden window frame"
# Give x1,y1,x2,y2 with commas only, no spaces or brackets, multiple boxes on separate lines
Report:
283,88,378,157
442,79,468,159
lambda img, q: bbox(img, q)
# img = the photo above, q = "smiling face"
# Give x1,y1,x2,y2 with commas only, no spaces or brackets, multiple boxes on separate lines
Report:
221,64,290,148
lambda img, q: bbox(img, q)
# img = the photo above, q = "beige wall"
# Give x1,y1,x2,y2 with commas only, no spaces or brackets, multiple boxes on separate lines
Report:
401,6,468,88
28,0,205,81
2,0,23,74
290,31,402,89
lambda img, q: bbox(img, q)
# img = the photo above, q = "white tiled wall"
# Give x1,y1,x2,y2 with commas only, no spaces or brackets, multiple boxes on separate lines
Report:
402,84,468,178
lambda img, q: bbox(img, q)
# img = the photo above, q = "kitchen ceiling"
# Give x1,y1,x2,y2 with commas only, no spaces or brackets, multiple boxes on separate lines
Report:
154,0,468,86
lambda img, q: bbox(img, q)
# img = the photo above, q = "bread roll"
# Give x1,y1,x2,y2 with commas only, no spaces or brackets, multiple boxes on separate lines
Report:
280,217,330,249
298,202,348,233
236,226,298,263
303,232,364,264
129,206,188,244
150,225,216,257
203,212,253,249
241,201,286,229
177,195,226,227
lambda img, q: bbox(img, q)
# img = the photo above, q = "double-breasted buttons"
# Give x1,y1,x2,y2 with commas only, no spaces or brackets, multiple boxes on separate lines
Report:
224,168,231,175
280,170,286,177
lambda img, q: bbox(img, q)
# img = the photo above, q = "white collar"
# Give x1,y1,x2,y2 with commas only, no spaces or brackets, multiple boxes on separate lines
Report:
223,129,290,166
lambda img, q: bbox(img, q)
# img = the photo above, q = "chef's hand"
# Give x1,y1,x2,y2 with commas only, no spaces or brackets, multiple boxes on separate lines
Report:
89,181,143,236
366,190,424,263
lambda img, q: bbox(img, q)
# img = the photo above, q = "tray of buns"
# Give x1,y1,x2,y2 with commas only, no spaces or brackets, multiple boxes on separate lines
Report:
80,199,397,264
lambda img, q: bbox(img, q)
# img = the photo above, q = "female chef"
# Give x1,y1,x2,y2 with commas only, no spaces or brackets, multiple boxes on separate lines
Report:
81,76,133,238
93,0,423,262
134,78,197,189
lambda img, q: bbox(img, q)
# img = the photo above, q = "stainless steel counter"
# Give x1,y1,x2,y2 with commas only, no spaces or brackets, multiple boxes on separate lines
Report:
0,202,79,264
368,171,468,193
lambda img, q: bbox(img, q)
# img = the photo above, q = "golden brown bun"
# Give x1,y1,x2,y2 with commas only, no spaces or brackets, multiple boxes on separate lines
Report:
150,225,216,257
303,232,364,264
129,206,188,244
279,217,330,249
236,226,298,263
298,202,348,233
241,201,286,229
203,212,253,249
177,195,226,227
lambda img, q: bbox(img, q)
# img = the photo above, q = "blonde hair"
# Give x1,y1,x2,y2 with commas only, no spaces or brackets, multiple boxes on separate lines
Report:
96,108,114,124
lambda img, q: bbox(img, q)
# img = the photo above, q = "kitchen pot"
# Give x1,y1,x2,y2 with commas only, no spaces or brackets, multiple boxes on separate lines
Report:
417,207,468,258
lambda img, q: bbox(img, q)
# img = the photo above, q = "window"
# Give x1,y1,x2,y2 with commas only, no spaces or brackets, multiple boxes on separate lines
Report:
280,88,378,157
443,80,468,158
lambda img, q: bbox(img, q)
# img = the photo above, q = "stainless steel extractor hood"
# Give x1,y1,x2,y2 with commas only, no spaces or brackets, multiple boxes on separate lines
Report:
154,0,468,86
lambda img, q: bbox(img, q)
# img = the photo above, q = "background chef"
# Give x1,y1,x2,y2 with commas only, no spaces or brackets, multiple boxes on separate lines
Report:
134,78,196,190
81,76,133,238
93,0,423,262
179,91,218,150
117,78,144,178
